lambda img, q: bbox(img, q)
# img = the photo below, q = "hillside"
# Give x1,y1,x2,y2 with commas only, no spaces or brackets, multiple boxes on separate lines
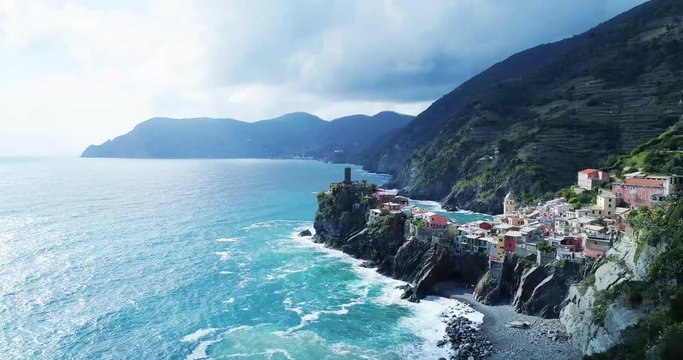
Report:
611,119,683,174
81,111,413,160
362,0,683,213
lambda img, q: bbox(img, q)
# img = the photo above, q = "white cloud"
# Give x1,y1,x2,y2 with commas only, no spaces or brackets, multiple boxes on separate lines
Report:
0,0,646,155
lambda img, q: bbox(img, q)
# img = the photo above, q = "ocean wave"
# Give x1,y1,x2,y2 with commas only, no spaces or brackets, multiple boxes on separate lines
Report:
214,251,230,261
264,265,310,281
181,328,220,343
286,222,484,359
282,290,360,334
216,237,241,243
285,307,350,334
242,220,300,232
185,339,221,360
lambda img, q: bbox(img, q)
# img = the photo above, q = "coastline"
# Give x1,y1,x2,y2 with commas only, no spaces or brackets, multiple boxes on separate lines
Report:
292,226,481,359
432,281,580,360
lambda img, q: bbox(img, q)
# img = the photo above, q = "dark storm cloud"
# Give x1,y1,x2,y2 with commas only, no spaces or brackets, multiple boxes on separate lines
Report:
198,0,647,102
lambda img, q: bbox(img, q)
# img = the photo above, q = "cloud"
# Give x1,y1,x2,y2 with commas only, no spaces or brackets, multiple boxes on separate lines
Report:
0,0,646,155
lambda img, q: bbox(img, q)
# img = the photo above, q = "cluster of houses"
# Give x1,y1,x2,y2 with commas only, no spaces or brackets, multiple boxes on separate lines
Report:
366,168,681,271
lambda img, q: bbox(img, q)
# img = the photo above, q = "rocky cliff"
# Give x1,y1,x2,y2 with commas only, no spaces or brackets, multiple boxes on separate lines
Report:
559,229,668,356
313,182,487,301
474,253,585,319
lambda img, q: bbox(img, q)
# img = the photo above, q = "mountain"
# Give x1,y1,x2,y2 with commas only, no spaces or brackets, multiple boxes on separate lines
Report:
81,111,413,160
362,0,683,213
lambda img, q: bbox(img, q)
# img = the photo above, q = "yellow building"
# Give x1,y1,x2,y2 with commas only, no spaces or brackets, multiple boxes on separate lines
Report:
591,191,617,218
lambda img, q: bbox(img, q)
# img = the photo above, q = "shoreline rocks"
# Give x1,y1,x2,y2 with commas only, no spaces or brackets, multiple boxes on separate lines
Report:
443,315,493,359
298,229,312,237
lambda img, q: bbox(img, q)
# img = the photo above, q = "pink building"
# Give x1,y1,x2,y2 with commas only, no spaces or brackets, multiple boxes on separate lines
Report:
428,213,448,229
577,169,611,190
611,178,665,207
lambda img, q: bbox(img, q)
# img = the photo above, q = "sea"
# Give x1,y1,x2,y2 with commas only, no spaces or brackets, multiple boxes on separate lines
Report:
0,158,491,360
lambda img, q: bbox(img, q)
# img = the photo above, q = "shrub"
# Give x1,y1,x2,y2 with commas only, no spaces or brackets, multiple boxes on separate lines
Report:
661,323,683,359
412,218,428,228
537,241,555,254
579,274,596,295
593,290,609,325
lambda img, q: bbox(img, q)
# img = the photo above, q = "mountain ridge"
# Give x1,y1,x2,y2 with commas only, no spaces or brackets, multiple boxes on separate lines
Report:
82,111,413,161
362,0,683,213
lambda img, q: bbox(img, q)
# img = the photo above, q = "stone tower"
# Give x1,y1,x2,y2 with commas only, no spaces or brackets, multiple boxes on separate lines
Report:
344,167,352,184
503,191,517,214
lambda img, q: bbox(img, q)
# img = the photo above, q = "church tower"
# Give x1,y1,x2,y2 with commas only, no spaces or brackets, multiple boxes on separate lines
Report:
503,191,517,214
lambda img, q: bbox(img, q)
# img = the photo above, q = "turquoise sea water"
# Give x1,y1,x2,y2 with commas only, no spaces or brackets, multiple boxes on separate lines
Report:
0,158,489,359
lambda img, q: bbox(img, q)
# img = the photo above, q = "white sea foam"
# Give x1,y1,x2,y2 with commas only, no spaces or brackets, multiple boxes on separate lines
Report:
218,271,234,275
223,297,235,304
227,325,255,334
264,265,309,281
285,307,352,333
216,237,241,243
181,328,220,343
185,339,220,360
286,221,484,359
214,251,230,261
243,219,299,232
265,349,294,360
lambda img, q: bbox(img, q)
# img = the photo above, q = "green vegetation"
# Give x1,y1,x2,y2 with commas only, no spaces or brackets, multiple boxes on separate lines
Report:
611,120,683,174
578,274,595,296
411,218,428,228
315,181,377,219
537,241,555,254
593,290,609,326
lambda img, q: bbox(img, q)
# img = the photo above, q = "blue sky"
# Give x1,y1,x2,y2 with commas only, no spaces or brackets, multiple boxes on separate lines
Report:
0,0,646,155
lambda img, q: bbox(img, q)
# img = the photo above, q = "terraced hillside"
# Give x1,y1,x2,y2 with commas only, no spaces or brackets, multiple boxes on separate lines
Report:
367,0,683,213
611,119,683,174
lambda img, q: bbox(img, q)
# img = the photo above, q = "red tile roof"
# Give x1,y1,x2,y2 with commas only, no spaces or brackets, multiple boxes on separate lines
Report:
623,178,664,188
578,168,600,174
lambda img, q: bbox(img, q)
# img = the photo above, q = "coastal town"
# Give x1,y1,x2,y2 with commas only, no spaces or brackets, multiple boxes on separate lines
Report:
367,168,682,271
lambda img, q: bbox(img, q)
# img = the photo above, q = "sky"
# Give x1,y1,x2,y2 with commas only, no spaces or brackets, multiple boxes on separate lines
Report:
0,0,647,156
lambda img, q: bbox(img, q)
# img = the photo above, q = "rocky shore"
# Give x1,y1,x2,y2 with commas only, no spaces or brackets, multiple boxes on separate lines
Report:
434,282,581,360
441,315,493,359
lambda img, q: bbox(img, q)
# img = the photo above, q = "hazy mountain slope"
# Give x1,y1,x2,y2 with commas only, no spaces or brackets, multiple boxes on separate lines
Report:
81,112,413,160
367,0,683,213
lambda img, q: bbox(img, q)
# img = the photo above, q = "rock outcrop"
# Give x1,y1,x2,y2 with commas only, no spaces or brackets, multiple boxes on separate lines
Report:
313,182,488,301
474,253,584,319
473,254,533,305
559,230,667,356
512,260,583,318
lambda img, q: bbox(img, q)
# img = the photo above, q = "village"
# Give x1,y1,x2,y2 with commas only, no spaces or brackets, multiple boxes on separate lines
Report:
367,168,682,270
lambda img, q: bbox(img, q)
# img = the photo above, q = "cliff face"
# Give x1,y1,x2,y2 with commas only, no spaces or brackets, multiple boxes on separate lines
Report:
559,230,667,356
313,183,487,301
474,253,585,318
